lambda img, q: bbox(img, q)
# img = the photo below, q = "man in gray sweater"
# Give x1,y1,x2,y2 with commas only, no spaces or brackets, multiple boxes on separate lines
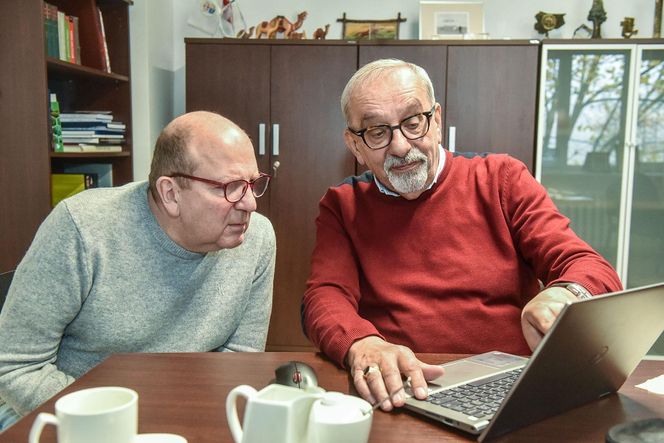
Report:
0,111,276,429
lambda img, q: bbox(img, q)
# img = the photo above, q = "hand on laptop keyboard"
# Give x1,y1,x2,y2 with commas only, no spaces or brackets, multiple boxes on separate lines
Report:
347,336,445,411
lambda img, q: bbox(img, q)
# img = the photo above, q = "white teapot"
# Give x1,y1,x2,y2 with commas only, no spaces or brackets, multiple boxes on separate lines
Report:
226,384,372,443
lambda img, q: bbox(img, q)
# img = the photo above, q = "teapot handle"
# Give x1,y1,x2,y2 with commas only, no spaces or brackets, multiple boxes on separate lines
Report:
226,385,257,443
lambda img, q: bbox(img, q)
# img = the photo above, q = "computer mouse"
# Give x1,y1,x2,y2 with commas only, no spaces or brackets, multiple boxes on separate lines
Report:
274,361,318,389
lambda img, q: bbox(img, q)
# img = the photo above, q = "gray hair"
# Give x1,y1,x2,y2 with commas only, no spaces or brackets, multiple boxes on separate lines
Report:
340,59,436,124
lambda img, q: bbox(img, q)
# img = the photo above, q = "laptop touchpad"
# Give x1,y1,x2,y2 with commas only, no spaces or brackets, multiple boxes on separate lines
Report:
428,353,526,388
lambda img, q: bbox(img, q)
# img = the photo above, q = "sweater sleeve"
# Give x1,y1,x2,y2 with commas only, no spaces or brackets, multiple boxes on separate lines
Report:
302,192,383,368
500,158,623,295
0,204,88,415
218,215,276,352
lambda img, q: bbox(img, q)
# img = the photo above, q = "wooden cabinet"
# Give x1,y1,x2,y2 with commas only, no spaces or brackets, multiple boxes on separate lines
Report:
186,40,357,350
185,40,539,351
0,0,133,273
0,1,51,273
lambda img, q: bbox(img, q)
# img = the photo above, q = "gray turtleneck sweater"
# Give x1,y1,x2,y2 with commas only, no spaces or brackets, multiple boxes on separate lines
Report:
0,181,275,417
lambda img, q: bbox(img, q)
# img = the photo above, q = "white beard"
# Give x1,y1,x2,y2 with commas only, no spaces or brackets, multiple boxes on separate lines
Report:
384,147,429,194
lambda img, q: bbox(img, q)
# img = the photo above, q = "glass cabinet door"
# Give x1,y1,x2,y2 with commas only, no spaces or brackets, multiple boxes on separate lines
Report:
627,47,664,288
538,44,664,355
537,47,633,269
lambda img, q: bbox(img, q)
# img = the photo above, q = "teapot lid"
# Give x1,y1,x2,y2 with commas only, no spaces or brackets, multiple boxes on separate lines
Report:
310,392,369,424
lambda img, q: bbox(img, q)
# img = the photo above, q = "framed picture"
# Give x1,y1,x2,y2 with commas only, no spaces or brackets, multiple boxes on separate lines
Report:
419,1,485,40
337,12,407,40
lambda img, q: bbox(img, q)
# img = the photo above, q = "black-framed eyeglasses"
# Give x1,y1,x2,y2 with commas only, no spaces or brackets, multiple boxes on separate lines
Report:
348,105,436,150
169,172,271,203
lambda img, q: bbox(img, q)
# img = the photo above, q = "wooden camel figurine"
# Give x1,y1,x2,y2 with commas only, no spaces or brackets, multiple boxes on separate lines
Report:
256,11,307,39
289,31,306,40
313,24,330,40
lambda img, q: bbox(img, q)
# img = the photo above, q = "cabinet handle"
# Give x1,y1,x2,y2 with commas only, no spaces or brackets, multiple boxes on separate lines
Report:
448,126,456,153
272,161,281,178
258,123,266,156
272,124,280,156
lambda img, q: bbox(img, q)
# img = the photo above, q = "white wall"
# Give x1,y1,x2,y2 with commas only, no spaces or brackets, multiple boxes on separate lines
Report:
130,0,658,178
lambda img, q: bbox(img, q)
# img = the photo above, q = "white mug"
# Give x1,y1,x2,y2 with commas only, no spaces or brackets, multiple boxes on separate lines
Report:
29,386,138,443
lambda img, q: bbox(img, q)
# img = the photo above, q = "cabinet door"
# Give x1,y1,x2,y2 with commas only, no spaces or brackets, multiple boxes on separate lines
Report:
537,47,632,271
267,45,357,350
185,42,271,206
446,44,539,171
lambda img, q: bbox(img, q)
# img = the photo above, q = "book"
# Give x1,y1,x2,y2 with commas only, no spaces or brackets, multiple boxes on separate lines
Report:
43,2,59,58
61,130,96,137
63,163,113,187
57,10,67,61
61,144,123,153
62,137,100,144
51,173,97,207
97,7,111,72
61,121,125,131
72,16,81,65
60,112,114,122
67,15,77,64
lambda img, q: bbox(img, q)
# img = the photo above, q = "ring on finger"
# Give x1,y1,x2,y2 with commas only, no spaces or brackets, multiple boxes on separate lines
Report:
363,365,381,378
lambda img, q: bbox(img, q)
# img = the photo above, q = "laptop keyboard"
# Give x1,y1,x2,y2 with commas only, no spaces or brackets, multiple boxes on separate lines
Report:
425,367,523,419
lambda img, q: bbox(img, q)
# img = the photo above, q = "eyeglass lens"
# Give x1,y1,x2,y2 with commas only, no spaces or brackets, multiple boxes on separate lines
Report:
225,175,270,202
365,113,429,149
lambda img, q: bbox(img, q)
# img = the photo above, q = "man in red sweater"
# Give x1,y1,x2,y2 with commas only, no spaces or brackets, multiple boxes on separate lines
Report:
301,59,622,412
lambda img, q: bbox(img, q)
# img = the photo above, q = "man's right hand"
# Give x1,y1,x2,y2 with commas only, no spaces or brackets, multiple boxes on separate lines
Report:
346,336,445,411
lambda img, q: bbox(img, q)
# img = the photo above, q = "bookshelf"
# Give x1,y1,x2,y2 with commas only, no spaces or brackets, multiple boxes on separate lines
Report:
0,0,133,272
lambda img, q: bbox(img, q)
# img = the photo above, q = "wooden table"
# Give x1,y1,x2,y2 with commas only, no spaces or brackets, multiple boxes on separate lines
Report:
1,352,662,442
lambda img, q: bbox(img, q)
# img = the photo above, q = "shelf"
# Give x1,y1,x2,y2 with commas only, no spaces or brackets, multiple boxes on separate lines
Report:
98,0,133,4
47,57,129,82
50,151,131,159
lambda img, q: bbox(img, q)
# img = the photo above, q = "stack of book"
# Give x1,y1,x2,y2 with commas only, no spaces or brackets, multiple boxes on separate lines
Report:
59,111,126,153
43,2,81,65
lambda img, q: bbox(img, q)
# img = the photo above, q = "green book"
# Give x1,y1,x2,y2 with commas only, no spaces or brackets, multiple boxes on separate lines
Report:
51,173,97,207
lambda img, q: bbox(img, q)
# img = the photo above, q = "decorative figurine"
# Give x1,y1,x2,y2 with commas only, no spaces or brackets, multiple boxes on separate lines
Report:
534,11,566,37
289,31,306,39
256,11,308,39
587,0,607,38
654,0,662,37
313,24,330,40
236,26,254,39
573,24,593,38
621,17,638,38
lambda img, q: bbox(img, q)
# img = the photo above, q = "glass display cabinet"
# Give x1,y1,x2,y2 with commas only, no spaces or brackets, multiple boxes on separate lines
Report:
536,42,664,354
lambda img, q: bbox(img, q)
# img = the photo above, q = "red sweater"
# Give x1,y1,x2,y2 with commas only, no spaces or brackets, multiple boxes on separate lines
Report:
302,151,622,367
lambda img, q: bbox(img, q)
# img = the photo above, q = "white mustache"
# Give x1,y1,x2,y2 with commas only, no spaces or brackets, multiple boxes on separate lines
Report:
384,148,427,169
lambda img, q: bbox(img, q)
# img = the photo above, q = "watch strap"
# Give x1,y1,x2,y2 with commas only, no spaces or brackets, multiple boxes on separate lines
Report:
553,282,593,300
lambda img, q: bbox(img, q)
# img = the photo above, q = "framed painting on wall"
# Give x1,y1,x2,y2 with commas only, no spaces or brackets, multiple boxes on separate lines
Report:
419,1,485,40
338,12,407,40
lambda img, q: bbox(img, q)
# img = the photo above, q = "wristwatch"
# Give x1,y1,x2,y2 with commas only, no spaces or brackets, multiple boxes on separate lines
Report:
554,282,593,300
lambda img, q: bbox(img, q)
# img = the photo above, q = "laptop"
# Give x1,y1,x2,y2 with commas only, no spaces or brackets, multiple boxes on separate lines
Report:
403,282,664,441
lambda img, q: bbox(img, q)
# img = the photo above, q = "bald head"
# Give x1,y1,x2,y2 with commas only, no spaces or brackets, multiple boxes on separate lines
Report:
148,111,254,201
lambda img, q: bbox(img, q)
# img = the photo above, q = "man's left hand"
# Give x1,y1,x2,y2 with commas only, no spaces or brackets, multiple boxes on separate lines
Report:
521,286,578,351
